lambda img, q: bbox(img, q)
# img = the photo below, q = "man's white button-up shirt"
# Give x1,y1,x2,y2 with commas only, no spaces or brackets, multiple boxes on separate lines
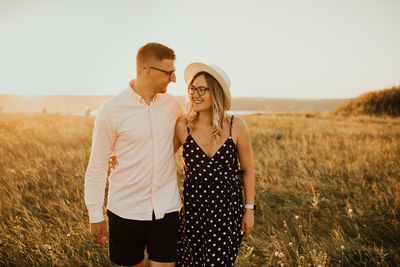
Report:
85,85,184,223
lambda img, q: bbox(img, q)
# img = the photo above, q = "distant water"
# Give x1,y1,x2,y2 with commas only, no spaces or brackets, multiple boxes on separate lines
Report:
78,110,270,116
229,110,270,115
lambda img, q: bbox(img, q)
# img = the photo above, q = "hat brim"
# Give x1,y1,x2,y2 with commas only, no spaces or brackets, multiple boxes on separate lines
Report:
184,62,231,110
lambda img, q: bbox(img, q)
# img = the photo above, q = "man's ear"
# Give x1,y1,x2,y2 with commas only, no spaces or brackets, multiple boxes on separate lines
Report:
143,67,152,78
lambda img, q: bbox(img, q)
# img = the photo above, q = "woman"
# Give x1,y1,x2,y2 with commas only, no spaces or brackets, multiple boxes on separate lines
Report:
174,63,255,266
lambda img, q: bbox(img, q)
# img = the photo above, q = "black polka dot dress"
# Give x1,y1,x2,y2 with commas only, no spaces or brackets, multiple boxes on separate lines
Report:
177,116,244,267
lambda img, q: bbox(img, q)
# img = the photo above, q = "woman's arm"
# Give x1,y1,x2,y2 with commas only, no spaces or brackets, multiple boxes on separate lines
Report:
174,117,188,154
234,116,255,236
173,134,181,154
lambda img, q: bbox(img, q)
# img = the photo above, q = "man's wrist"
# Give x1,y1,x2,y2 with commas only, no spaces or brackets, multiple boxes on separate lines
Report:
88,210,105,224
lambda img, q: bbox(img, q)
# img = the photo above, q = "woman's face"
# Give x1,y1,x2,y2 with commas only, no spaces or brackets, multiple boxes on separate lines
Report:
189,74,212,113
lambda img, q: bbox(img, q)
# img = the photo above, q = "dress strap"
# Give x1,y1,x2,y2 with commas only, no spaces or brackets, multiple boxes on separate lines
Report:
229,115,234,137
187,126,190,134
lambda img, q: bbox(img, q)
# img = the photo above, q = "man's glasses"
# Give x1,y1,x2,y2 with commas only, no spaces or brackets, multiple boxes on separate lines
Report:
188,86,209,96
145,66,175,79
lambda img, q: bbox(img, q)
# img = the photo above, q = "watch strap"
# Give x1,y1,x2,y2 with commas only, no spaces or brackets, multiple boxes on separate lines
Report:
245,204,256,210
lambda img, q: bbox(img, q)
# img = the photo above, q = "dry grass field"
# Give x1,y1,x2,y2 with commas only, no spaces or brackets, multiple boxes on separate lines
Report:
0,113,399,266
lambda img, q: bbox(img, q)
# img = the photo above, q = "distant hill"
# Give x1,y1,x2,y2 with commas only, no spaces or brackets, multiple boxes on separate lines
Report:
0,94,347,114
334,86,400,117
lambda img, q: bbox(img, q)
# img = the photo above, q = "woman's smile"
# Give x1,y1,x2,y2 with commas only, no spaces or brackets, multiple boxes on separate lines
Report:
193,99,204,104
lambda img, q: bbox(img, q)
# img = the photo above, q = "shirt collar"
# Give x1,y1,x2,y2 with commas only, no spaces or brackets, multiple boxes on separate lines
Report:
129,79,162,105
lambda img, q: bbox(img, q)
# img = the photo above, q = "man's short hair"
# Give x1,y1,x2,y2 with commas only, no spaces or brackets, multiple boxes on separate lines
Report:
136,42,176,67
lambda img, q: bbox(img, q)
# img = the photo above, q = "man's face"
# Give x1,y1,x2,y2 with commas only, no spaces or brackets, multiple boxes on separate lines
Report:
147,59,176,94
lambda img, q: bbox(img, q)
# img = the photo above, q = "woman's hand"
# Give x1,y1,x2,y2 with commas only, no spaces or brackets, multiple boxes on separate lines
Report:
109,154,119,170
241,209,254,237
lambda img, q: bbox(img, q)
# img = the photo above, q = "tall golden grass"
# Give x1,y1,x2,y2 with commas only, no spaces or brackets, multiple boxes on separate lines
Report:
1,113,399,266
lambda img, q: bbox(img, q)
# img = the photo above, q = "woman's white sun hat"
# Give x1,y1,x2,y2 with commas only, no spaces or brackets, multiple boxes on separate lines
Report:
184,62,231,110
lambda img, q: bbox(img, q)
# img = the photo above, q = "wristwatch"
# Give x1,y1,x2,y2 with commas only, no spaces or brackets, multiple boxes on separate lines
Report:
245,204,256,210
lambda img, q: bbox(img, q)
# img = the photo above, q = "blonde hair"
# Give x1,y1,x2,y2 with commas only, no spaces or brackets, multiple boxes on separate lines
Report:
186,72,229,146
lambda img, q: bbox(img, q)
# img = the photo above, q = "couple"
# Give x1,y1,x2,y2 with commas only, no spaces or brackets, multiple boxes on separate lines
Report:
84,42,255,267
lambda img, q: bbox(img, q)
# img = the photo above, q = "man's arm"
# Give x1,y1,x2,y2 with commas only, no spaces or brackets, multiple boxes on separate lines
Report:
84,106,116,243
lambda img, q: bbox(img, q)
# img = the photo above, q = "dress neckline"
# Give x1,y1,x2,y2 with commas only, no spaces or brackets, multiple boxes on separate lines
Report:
185,134,235,160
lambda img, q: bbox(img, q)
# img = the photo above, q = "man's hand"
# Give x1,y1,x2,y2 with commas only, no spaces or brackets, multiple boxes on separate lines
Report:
109,154,119,170
90,221,107,246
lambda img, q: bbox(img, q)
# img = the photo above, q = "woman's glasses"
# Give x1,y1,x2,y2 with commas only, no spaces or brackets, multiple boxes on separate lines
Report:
188,86,209,96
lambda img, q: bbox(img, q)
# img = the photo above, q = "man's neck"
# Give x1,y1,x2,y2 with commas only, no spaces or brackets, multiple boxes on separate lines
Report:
130,79,156,105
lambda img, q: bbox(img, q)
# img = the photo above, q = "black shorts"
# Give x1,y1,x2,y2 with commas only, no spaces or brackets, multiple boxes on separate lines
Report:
107,210,179,266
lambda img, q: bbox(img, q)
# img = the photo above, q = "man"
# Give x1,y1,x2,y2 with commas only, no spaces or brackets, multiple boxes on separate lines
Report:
85,42,183,267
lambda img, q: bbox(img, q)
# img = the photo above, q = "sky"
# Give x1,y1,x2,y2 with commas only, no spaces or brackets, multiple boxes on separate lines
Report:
0,0,399,98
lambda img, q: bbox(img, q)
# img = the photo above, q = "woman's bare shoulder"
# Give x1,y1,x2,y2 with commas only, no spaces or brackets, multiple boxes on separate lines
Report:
232,115,248,129
175,116,188,137
231,115,250,140
176,116,187,127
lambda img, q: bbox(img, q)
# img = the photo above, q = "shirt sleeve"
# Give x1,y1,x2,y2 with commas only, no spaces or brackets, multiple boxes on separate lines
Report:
84,105,116,223
174,96,184,118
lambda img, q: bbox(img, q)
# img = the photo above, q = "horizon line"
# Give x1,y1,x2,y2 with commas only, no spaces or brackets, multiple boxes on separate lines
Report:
0,93,350,100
